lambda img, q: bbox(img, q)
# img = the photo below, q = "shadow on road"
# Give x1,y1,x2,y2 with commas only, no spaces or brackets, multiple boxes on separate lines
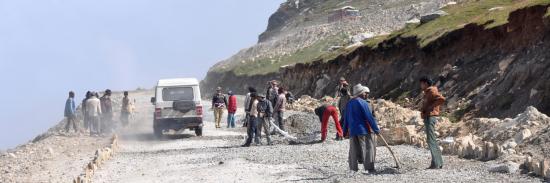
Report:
118,132,195,142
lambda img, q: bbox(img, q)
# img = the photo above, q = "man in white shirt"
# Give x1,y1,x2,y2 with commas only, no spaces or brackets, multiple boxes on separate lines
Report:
86,92,102,136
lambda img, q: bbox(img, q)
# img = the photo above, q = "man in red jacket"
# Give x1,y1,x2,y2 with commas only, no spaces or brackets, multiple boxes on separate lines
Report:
227,91,238,128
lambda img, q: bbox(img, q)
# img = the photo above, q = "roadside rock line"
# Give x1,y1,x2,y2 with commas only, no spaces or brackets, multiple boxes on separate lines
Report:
73,134,119,183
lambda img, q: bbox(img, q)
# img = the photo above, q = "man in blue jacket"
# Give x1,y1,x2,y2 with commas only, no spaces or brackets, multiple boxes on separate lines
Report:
64,91,77,133
344,84,380,174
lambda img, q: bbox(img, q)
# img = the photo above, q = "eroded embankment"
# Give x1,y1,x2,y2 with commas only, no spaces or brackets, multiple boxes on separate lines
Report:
203,5,550,119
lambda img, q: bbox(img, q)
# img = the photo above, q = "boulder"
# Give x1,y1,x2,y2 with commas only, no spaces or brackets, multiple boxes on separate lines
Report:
420,10,448,24
378,125,417,145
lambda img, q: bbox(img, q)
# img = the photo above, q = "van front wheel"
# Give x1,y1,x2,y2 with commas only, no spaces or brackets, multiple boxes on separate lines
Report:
194,127,203,136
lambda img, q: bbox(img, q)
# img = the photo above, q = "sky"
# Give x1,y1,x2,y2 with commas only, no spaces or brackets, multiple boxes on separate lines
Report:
0,0,284,150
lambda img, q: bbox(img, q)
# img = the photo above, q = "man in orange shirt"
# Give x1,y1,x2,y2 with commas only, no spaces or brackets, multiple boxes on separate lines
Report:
419,77,446,169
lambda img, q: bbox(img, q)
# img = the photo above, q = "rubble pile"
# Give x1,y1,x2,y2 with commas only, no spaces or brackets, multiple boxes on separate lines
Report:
284,112,321,143
286,96,550,179
287,95,322,113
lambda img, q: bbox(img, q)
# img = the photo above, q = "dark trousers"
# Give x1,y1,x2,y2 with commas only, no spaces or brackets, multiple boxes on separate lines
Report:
275,111,284,131
349,134,376,171
425,117,443,167
65,116,78,132
101,113,113,134
338,109,346,138
244,116,258,145
243,113,249,127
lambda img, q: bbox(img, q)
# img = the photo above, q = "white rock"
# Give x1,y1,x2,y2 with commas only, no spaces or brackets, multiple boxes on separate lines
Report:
405,18,420,25
8,153,16,158
514,129,532,143
441,137,454,144
489,7,504,11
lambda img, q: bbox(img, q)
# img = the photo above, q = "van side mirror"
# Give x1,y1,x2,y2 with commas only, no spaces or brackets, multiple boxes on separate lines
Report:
150,97,156,104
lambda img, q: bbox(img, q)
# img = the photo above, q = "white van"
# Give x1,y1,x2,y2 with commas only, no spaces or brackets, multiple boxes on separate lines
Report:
150,78,203,137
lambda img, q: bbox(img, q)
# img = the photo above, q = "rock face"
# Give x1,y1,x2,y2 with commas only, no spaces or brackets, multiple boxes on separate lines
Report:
203,0,455,94
204,4,550,120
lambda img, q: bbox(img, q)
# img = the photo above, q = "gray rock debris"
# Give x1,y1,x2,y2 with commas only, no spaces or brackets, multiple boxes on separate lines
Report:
489,161,520,174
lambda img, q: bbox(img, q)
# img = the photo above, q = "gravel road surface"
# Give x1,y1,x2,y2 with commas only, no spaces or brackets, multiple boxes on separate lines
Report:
91,94,543,183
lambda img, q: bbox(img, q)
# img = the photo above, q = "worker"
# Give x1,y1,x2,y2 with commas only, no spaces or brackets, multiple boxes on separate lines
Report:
64,91,78,133
256,94,273,145
314,97,343,142
212,87,228,128
344,84,380,174
227,91,237,128
419,77,446,169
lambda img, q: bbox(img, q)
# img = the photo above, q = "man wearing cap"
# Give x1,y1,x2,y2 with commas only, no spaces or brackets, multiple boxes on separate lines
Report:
335,77,351,98
100,89,113,134
256,94,273,145
344,84,380,174
212,87,228,128
314,97,344,142
419,77,445,169
266,80,279,106
227,91,237,128
243,87,257,127
242,93,260,147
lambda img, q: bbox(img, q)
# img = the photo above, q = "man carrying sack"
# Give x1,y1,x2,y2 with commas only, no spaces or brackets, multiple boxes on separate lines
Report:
344,84,380,174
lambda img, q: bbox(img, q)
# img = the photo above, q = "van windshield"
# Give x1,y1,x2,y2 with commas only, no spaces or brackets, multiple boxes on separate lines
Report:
162,87,194,101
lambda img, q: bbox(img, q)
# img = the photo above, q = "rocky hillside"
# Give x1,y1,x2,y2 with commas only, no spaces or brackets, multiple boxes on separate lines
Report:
203,0,550,120
205,0,455,76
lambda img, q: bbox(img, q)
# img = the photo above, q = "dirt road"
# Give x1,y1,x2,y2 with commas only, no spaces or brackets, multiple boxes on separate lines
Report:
90,92,543,183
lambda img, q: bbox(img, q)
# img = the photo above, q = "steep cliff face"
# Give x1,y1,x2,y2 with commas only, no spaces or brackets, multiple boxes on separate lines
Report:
203,4,550,119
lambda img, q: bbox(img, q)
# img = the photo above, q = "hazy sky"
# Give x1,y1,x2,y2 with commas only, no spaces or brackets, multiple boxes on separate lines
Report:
0,0,283,150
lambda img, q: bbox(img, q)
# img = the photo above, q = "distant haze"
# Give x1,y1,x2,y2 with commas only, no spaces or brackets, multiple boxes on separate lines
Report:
0,0,283,150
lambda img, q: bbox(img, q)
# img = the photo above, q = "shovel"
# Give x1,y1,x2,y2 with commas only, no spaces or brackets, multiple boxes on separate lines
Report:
364,118,402,169
377,133,401,169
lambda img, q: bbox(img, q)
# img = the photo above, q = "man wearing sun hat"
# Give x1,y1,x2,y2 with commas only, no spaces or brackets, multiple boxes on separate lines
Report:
344,84,380,174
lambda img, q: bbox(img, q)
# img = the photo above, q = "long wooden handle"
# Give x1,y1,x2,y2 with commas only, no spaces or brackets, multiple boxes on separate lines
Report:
377,134,401,169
